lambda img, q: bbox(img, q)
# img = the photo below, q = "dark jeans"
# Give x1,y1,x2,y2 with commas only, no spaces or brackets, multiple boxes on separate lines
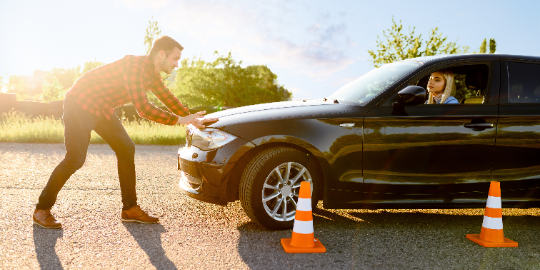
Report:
37,97,137,210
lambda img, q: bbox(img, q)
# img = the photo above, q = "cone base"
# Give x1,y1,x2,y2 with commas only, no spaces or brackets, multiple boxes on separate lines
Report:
281,238,326,253
466,234,518,247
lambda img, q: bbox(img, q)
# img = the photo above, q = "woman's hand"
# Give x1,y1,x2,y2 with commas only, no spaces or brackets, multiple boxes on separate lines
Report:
176,111,219,129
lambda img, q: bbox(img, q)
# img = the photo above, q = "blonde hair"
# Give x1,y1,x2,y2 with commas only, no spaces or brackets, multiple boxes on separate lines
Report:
427,69,456,104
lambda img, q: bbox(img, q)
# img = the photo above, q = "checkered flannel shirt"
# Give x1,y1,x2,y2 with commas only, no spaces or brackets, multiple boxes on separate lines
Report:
66,55,189,125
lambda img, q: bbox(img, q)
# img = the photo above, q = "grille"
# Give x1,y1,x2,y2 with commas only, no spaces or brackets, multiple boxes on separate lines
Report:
180,159,201,179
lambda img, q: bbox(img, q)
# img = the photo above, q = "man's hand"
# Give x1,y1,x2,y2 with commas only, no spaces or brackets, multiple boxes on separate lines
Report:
176,111,219,129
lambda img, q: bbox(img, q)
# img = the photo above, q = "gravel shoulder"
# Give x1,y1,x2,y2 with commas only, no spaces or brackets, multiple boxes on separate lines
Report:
1,142,539,269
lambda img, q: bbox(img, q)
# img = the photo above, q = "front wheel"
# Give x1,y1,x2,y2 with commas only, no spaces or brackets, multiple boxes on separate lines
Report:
239,147,321,230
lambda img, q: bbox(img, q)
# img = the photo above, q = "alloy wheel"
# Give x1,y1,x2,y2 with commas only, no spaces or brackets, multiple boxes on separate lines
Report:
261,161,313,222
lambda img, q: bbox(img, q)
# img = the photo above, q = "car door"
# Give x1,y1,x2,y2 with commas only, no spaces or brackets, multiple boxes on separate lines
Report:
361,61,500,206
492,60,540,205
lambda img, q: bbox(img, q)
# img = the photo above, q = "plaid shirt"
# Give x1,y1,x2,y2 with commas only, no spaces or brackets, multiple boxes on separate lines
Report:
66,55,189,125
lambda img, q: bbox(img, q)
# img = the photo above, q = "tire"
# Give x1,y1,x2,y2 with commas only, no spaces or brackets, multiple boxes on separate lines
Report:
239,147,321,230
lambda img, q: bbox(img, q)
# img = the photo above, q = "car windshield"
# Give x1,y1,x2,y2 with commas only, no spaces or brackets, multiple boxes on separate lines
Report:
329,61,422,104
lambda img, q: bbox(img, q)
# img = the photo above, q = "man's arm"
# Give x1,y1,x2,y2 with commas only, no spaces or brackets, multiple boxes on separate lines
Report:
150,76,219,128
151,78,191,117
122,62,179,125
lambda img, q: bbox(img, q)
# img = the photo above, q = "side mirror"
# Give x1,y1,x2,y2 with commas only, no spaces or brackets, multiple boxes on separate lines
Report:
395,86,427,106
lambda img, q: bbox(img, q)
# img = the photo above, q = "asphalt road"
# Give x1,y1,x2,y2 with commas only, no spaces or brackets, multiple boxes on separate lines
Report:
0,142,539,269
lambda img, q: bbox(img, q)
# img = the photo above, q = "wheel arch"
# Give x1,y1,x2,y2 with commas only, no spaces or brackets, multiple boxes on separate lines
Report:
225,135,330,202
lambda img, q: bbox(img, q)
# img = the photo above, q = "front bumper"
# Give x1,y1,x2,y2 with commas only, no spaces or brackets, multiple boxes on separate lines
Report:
179,159,228,205
178,137,255,205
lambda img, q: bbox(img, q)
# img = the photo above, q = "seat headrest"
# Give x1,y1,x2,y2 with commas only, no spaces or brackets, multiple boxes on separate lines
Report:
465,71,487,90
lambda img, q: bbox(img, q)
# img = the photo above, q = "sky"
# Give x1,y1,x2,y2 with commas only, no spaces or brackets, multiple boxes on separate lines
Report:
1,0,539,100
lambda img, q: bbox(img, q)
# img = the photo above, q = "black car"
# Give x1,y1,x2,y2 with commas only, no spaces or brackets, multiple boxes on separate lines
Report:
178,54,540,229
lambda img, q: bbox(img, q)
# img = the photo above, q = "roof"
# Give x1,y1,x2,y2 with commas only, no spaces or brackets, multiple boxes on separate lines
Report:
405,54,540,65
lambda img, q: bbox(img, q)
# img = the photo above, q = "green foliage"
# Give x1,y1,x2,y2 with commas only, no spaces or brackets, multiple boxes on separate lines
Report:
0,111,63,143
41,77,65,102
453,74,474,101
478,38,497,54
479,39,487,53
144,17,161,55
171,52,292,107
489,38,497,54
0,111,186,145
368,17,496,68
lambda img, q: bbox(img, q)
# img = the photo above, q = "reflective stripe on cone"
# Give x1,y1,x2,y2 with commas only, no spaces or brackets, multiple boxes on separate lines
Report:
482,216,503,230
296,198,311,211
486,196,502,209
292,220,314,234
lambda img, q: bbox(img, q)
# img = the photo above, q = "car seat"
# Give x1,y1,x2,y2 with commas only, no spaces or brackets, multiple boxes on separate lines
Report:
463,71,488,104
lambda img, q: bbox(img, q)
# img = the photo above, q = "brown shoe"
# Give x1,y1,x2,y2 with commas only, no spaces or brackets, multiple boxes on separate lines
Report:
33,209,62,229
121,205,159,224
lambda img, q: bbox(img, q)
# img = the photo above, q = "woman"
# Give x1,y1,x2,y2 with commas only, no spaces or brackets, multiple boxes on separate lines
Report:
426,69,459,104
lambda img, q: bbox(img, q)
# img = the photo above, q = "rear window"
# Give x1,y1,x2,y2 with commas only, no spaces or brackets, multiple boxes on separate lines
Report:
507,62,540,103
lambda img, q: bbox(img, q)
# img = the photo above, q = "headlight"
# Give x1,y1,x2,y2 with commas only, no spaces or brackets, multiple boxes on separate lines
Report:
188,124,237,151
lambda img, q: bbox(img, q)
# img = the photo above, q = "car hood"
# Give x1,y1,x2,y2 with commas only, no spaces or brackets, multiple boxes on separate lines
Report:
205,100,359,128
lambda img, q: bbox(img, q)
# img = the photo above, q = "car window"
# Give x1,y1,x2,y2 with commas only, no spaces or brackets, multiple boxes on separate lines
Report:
507,62,540,104
415,64,490,104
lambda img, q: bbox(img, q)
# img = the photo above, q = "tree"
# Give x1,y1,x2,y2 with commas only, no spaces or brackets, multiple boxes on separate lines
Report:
142,18,167,106
479,38,497,54
7,75,29,100
489,39,496,54
46,67,79,90
368,17,496,68
41,77,65,102
43,60,104,93
144,17,161,55
171,52,292,107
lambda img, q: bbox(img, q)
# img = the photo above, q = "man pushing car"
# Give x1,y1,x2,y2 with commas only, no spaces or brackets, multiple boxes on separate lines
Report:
33,36,217,228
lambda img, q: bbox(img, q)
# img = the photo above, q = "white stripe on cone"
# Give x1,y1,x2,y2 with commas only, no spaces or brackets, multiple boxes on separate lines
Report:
486,196,502,209
293,220,314,234
482,216,503,230
297,198,312,211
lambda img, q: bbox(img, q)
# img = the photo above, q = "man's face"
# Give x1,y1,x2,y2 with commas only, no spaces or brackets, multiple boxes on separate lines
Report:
160,47,182,74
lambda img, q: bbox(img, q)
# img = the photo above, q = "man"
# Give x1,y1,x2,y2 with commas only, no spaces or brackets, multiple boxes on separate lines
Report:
33,36,217,228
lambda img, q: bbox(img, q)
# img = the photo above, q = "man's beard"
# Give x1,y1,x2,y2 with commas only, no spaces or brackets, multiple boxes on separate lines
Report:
160,59,172,74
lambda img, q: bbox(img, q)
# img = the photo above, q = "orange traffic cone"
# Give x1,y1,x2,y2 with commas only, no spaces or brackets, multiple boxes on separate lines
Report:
281,181,326,253
466,181,518,247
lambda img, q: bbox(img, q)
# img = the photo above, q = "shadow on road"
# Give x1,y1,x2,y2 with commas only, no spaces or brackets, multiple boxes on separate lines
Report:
33,225,64,270
123,223,177,270
236,207,540,269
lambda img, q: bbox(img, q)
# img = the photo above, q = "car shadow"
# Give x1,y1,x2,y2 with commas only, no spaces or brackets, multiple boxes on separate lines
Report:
33,225,64,270
123,223,177,270
235,207,361,269
236,207,540,269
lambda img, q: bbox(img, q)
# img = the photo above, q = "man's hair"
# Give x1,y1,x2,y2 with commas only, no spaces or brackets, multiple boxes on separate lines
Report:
148,36,184,59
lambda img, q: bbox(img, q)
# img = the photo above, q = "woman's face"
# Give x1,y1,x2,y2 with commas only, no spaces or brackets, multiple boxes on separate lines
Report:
427,71,445,95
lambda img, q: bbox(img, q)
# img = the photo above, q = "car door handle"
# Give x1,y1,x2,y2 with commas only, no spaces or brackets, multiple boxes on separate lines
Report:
464,123,494,129
340,123,355,127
